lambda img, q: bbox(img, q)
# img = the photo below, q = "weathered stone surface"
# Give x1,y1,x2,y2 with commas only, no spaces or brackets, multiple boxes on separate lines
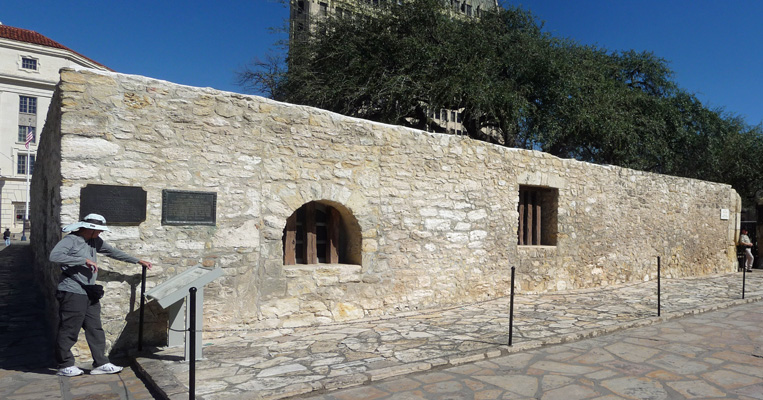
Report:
31,69,740,357
131,280,760,399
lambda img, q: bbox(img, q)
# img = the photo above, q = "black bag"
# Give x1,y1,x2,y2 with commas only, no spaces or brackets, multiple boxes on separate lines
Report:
83,284,104,301
61,267,104,302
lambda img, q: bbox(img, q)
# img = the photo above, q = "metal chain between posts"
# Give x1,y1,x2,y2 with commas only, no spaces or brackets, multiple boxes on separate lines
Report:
147,254,755,400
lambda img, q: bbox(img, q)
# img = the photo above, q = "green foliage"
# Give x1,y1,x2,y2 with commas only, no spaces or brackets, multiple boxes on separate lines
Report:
239,0,763,205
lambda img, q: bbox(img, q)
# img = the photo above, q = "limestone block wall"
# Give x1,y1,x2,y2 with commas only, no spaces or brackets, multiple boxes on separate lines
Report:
31,68,740,354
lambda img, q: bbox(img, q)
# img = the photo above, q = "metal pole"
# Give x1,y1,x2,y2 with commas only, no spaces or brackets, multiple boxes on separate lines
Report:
508,266,515,346
189,287,197,400
657,256,661,317
138,264,147,351
742,267,746,299
21,146,30,241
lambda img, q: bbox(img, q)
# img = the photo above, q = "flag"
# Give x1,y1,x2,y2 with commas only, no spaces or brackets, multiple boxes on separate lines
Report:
24,127,33,149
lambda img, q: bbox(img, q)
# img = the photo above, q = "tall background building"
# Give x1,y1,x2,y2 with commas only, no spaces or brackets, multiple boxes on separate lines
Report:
291,0,499,31
0,24,109,238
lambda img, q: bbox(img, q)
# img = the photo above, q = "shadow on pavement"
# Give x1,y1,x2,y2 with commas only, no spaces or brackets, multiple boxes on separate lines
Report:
0,243,55,370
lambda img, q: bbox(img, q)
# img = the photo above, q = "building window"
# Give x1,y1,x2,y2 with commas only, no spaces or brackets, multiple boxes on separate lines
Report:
319,2,328,15
17,154,35,175
18,126,36,144
19,96,37,114
518,186,558,246
284,201,343,265
21,57,38,70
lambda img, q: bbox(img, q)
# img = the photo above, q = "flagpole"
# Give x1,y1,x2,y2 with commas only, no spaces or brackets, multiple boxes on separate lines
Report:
21,128,32,241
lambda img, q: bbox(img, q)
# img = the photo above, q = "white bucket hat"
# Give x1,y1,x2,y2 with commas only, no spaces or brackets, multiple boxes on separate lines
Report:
62,213,110,233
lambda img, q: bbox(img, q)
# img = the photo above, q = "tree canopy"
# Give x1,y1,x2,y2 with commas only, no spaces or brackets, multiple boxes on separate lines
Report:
240,0,763,205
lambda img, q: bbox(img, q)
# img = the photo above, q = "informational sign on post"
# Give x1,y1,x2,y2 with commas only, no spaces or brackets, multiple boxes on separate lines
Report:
145,266,223,360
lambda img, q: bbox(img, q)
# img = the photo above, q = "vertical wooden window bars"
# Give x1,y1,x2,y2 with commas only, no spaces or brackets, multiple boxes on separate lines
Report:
518,186,558,246
284,201,341,265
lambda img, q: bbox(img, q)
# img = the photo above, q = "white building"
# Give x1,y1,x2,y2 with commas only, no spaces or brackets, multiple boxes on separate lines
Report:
0,24,109,237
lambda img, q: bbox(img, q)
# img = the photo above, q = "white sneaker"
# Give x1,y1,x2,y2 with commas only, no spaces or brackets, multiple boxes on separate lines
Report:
57,366,84,377
90,363,123,375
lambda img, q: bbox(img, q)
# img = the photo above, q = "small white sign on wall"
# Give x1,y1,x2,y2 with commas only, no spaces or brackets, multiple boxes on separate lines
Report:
720,208,730,220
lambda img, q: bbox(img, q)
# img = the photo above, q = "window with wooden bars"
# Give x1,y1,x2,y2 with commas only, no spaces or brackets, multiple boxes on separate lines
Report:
284,201,342,265
518,186,558,246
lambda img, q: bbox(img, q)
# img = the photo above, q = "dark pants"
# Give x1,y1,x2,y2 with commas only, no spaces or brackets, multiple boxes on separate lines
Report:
55,291,109,368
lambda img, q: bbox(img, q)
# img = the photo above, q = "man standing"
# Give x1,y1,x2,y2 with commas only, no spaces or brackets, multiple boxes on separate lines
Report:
49,213,152,377
3,228,10,246
739,229,754,272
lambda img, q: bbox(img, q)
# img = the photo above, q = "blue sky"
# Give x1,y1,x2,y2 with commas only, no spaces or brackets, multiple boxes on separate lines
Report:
2,0,761,126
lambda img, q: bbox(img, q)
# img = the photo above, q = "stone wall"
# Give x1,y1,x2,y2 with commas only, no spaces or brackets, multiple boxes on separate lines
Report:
31,68,741,355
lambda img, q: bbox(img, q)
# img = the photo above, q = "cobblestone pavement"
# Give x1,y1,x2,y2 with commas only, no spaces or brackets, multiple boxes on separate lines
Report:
136,269,763,400
0,243,156,400
305,301,763,400
0,366,156,400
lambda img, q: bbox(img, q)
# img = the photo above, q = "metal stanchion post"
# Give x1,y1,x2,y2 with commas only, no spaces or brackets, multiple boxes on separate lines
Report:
742,267,746,299
508,266,515,346
138,264,147,351
657,256,661,317
189,287,197,400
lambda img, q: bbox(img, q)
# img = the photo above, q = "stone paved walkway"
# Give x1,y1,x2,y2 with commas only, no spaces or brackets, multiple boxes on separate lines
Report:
0,241,52,370
0,243,156,400
135,270,763,400
0,366,156,400
305,301,763,400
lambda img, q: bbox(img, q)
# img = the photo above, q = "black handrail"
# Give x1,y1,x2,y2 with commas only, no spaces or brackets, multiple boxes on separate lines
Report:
138,264,147,351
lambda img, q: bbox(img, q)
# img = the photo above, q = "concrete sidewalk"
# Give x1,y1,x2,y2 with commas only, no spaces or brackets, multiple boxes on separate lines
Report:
135,270,763,400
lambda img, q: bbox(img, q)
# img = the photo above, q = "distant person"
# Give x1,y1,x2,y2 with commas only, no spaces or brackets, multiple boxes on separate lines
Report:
739,229,754,272
49,213,152,377
3,228,10,246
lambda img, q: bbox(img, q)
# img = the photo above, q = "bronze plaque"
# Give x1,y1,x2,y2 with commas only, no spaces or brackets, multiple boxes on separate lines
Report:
162,190,217,226
79,184,147,225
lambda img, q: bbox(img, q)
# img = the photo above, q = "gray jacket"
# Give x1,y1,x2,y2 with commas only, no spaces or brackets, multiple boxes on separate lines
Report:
50,233,140,294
